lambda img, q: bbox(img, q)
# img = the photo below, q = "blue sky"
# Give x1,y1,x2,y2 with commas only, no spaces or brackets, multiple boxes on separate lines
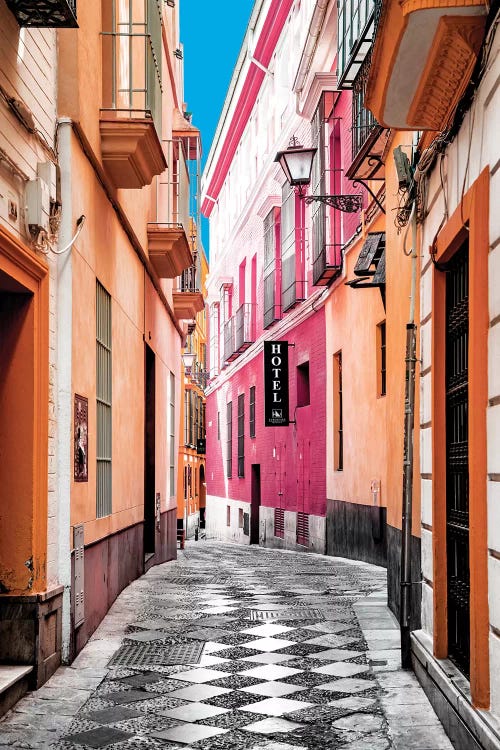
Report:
181,0,255,255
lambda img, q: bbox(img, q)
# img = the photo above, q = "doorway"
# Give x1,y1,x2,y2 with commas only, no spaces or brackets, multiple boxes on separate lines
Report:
144,343,156,557
250,464,261,544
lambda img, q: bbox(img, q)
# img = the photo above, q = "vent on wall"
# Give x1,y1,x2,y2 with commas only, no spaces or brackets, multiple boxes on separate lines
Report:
297,512,309,546
274,507,284,538
73,525,85,627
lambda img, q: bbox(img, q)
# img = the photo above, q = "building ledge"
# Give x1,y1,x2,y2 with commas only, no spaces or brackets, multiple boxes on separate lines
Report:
100,115,167,189
172,291,204,320
367,0,487,131
148,223,192,278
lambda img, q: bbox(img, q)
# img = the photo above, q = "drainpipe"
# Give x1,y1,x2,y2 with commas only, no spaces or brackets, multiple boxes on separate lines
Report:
401,203,418,668
293,0,330,114
56,117,74,661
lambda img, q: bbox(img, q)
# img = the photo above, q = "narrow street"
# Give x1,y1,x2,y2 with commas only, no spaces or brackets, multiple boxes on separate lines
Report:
0,542,452,750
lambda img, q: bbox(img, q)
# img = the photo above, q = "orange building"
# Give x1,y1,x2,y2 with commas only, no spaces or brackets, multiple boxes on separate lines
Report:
0,0,200,707
363,0,497,743
177,226,208,540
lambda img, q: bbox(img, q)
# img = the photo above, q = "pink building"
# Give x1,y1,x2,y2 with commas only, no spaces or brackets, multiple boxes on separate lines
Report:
201,0,366,551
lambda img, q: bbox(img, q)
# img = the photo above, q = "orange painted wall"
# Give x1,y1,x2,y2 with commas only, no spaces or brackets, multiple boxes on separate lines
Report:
326,131,420,536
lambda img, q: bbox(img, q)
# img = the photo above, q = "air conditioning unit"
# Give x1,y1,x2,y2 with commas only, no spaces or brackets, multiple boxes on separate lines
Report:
25,177,50,234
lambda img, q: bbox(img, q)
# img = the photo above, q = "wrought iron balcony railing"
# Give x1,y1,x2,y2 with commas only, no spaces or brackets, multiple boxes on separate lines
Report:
6,0,77,27
234,303,256,353
179,263,200,293
223,318,236,364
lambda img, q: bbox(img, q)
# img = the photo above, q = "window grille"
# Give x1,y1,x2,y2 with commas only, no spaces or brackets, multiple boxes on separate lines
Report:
238,394,245,477
334,351,343,471
101,0,163,135
226,401,232,478
169,372,175,495
297,511,309,546
249,386,256,438
337,0,374,87
96,281,112,518
310,94,343,285
263,209,281,328
274,507,285,538
378,321,386,396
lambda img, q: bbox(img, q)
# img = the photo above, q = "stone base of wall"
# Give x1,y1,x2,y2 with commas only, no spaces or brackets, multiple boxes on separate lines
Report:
412,630,500,750
326,498,387,568
258,507,326,554
386,523,421,630
0,585,63,689
205,495,251,544
74,508,176,657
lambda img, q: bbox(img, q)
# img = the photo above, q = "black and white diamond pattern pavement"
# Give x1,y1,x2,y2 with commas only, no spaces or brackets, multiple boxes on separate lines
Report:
0,541,453,749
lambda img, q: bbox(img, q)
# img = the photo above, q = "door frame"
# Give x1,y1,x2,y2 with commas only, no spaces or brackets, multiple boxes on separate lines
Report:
431,168,489,707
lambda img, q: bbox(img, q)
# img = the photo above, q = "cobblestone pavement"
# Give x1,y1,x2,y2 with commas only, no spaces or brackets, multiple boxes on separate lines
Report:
0,542,453,749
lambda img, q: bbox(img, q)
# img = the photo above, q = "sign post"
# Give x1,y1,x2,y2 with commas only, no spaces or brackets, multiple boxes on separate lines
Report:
264,341,289,427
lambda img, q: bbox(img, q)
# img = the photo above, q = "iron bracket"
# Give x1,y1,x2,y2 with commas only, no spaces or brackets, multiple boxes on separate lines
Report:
352,179,386,214
304,193,363,213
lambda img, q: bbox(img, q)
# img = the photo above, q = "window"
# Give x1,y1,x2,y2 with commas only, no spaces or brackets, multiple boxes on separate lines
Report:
281,182,305,312
263,208,281,328
101,0,163,134
337,0,374,87
333,351,343,471
274,507,284,538
310,93,343,285
96,280,112,518
169,372,175,496
377,321,386,396
239,508,244,528
226,401,232,478
184,391,189,446
297,362,310,407
226,505,231,527
249,386,256,438
217,411,220,441
238,393,245,477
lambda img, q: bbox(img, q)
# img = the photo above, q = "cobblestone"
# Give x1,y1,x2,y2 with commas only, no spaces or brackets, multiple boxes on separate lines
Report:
0,541,454,749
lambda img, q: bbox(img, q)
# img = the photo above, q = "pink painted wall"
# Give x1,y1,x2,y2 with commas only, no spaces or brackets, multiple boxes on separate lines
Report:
206,308,327,517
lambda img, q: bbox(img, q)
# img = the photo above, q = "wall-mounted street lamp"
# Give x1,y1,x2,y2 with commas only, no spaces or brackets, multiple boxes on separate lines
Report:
181,351,196,375
275,136,363,213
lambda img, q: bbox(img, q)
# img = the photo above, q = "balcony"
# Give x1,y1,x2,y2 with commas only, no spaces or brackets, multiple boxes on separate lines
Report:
100,28,166,188
346,53,390,182
366,0,487,131
234,303,255,353
223,318,237,364
312,205,343,285
172,264,204,321
148,223,192,279
6,0,78,26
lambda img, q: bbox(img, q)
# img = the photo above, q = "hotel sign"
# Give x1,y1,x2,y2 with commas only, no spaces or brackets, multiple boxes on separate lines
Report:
264,341,289,426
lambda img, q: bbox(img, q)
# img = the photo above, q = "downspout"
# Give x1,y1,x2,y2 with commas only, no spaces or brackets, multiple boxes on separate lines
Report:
401,202,418,668
55,117,74,662
293,0,330,115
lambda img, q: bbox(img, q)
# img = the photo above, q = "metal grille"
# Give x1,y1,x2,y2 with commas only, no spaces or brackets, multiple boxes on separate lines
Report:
446,242,470,678
237,394,245,477
263,209,281,328
248,607,325,622
297,511,310,546
281,183,304,312
274,507,285,538
226,401,232,478
101,0,162,135
235,303,255,351
169,372,175,496
96,281,112,518
352,52,378,161
108,640,205,667
311,95,343,286
6,0,78,27
249,386,256,438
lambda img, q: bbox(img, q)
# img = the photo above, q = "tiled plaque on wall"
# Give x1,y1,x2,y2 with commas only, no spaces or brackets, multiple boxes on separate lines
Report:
74,394,88,482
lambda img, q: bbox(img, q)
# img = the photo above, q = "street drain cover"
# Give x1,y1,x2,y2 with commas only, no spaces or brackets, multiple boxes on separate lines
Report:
248,607,326,621
108,640,205,667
